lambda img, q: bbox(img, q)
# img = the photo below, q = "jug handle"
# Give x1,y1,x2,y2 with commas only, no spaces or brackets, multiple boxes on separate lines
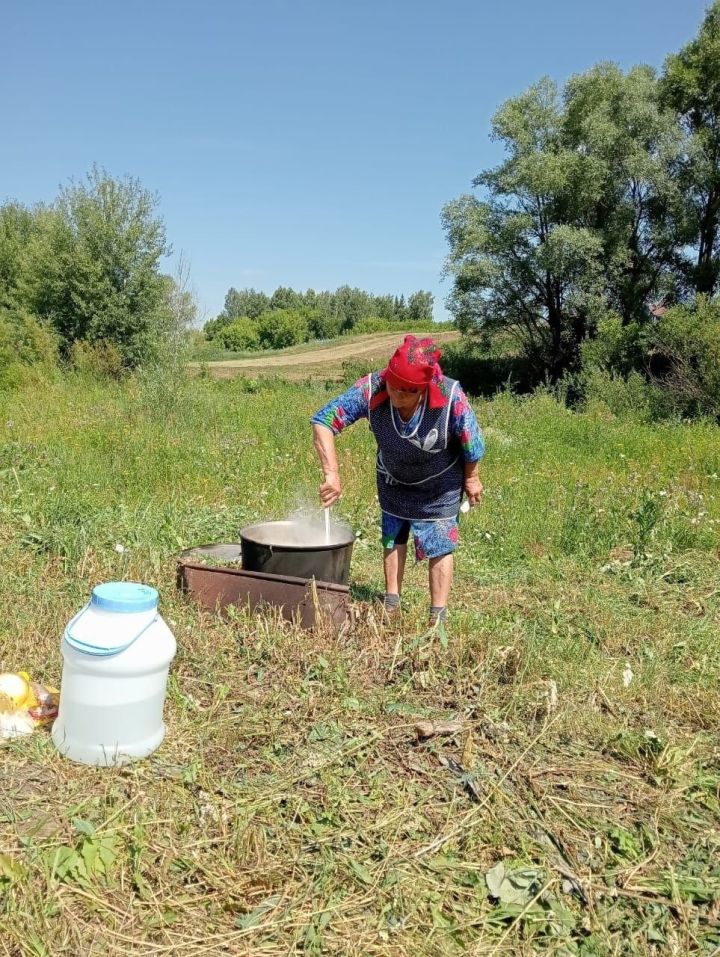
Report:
65,604,159,654
65,602,90,636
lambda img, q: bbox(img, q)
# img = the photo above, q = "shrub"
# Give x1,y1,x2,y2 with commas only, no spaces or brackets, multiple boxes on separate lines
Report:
217,317,260,352
346,317,452,336
0,308,56,364
257,309,309,349
581,316,649,376
203,314,231,341
306,310,343,340
350,317,394,335
336,359,376,389
0,308,58,388
580,368,656,421
441,337,543,396
184,329,207,352
70,339,125,379
651,296,720,419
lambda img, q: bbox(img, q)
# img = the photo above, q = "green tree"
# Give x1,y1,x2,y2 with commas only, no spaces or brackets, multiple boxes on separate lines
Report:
222,287,270,321
306,309,342,340
0,202,39,308
203,315,226,340
661,0,720,296
443,66,679,379
333,286,371,331
407,290,434,322
563,64,681,321
206,284,442,344
269,286,302,311
652,295,720,417
218,317,260,351
257,309,309,348
373,294,396,320
21,167,171,366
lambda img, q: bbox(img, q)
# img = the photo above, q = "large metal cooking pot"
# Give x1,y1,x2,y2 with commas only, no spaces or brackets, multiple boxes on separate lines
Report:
239,520,355,585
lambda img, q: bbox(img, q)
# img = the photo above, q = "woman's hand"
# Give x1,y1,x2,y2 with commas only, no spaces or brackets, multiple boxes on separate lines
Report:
320,471,342,507
464,474,483,507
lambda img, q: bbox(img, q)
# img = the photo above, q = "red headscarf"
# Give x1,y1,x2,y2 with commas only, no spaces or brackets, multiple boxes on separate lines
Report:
369,335,447,411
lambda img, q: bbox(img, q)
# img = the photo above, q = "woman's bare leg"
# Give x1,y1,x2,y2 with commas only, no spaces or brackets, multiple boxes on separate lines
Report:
384,544,407,596
428,552,453,616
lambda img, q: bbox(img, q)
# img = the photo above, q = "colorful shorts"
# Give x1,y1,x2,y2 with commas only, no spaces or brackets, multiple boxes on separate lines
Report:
381,512,459,561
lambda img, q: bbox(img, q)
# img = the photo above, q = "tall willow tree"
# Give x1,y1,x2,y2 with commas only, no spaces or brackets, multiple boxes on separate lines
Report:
442,65,679,379
661,0,720,297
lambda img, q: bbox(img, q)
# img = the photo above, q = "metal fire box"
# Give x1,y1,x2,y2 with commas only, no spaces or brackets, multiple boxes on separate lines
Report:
176,554,350,630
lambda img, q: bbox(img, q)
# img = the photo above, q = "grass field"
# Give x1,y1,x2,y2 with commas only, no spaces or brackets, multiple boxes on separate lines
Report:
1,368,720,955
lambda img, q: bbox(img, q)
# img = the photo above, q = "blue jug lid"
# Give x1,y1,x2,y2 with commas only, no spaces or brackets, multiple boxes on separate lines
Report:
91,582,159,613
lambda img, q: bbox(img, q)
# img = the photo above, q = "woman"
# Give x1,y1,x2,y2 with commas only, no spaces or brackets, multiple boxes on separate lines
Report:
311,335,484,627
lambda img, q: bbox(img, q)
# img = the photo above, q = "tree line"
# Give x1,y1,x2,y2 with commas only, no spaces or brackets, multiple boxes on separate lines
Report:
442,1,720,417
2,2,717,417
203,286,436,351
0,163,438,378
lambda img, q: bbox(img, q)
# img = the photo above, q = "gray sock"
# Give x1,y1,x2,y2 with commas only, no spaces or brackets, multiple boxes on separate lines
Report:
429,605,448,622
384,592,401,610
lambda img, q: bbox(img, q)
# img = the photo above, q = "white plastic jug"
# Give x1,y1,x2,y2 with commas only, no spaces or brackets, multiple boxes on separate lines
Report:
52,582,177,766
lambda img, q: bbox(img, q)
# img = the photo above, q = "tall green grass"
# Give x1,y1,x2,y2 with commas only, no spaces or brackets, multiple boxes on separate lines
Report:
1,370,719,955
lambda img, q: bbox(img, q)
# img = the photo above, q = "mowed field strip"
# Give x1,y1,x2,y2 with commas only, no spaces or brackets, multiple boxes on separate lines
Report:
194,330,460,379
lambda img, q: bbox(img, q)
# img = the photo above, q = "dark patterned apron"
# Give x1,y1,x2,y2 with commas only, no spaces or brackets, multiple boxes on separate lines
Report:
367,373,463,520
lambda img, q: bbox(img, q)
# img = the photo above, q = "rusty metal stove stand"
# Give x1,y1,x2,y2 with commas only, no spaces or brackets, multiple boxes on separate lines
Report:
176,560,350,630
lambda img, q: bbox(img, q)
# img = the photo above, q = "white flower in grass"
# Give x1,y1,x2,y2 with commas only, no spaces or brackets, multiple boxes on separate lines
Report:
622,663,634,687
114,543,126,554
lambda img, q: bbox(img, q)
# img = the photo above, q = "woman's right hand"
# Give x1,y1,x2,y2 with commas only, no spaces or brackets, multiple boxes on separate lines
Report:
320,471,342,507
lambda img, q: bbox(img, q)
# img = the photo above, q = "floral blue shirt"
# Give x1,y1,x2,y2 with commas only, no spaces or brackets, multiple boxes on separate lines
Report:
312,373,484,463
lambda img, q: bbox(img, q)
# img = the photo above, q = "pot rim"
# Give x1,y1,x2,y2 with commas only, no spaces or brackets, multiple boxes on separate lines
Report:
239,520,355,551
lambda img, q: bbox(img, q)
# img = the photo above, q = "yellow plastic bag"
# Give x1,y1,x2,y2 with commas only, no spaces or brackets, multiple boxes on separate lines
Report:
0,672,59,741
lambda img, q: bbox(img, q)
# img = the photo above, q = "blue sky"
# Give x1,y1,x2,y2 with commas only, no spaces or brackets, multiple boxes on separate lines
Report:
2,0,709,323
